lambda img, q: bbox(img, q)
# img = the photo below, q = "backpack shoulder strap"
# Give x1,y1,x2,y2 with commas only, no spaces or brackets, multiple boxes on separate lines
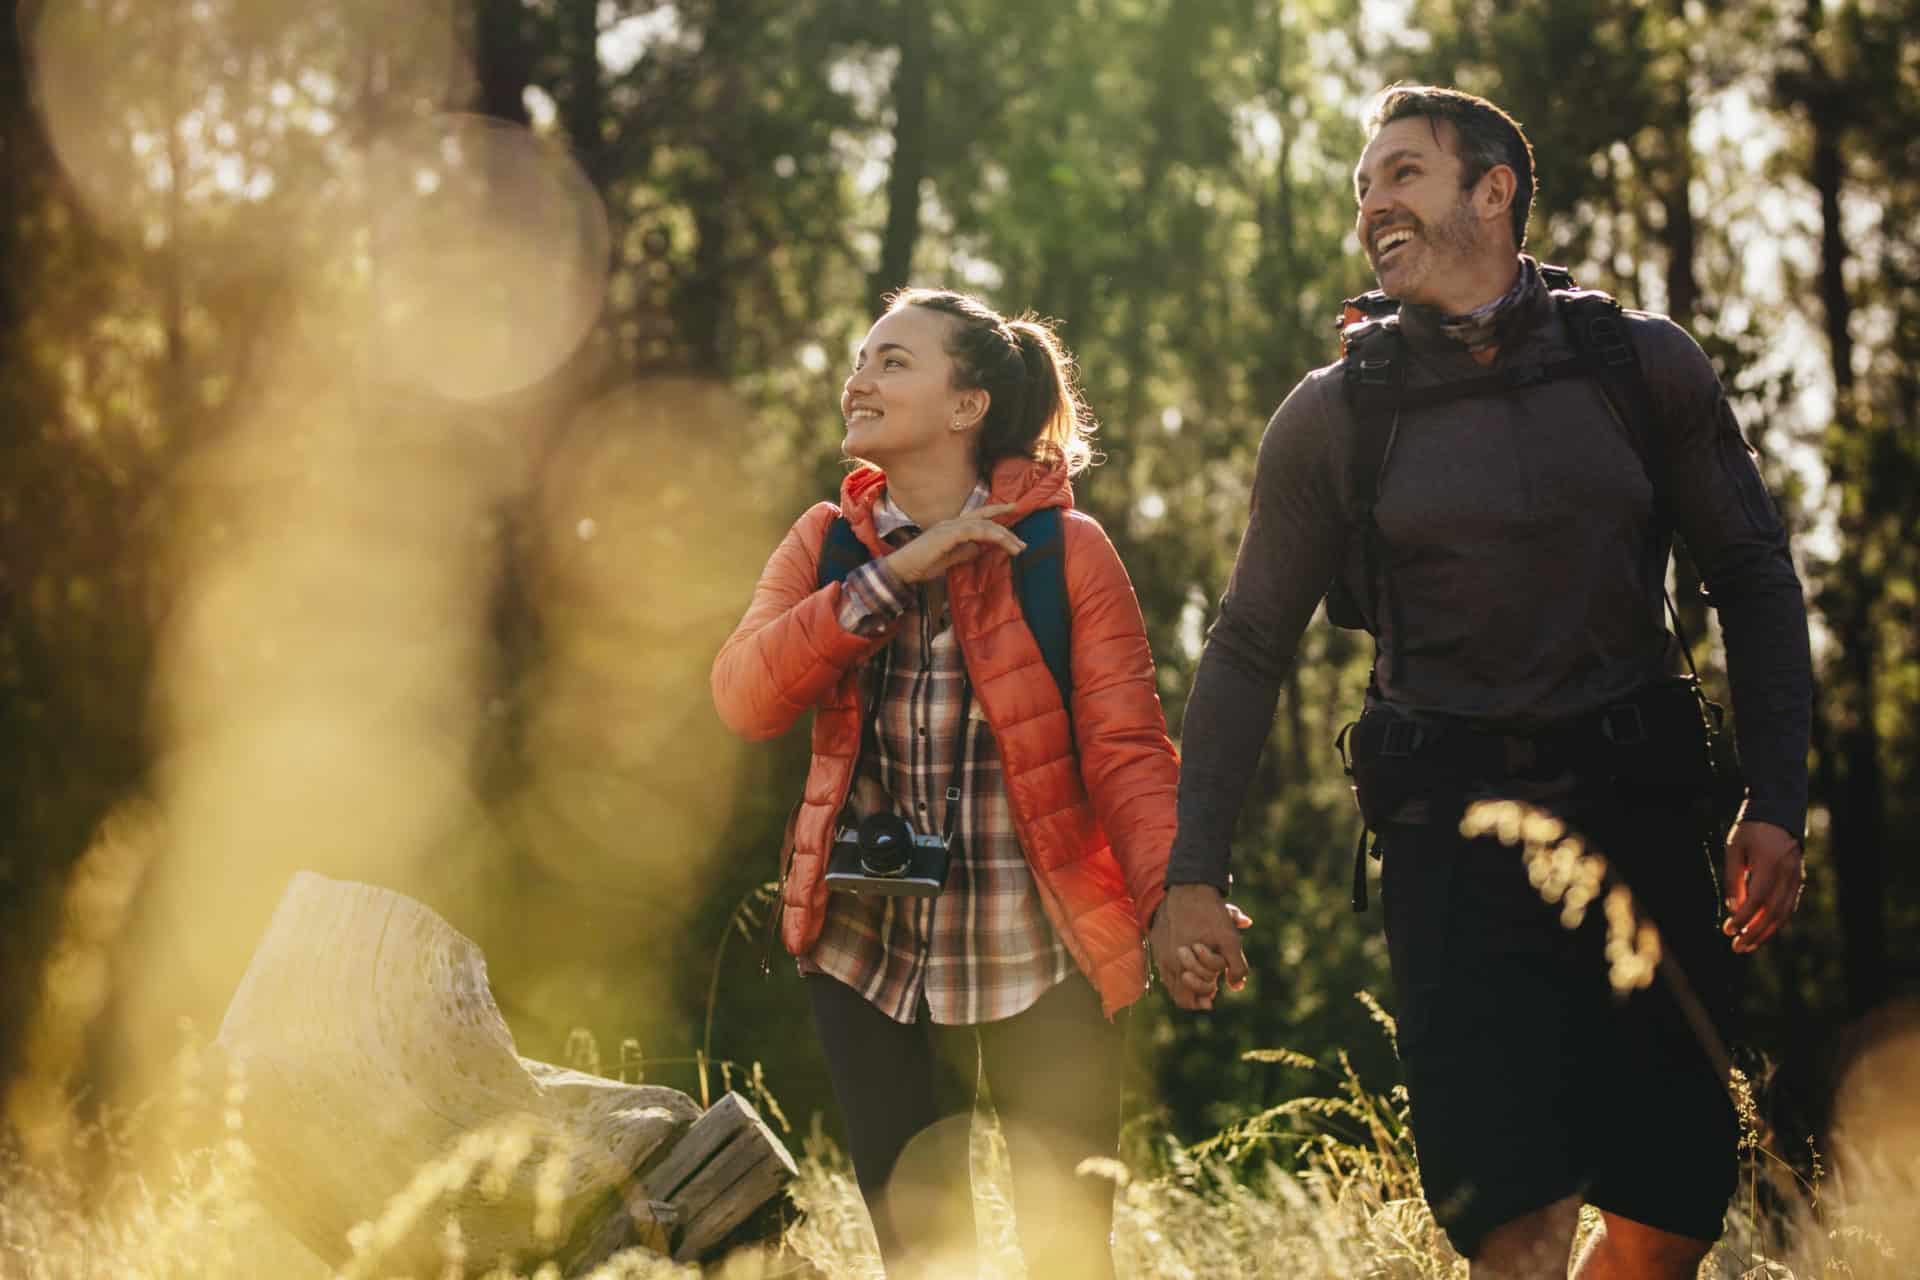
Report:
1537,262,1580,293
1340,318,1406,532
1009,507,1073,714
1554,290,1706,658
817,514,882,766
1554,290,1658,467
820,508,1074,714
1332,318,1406,635
1556,291,1669,518
815,514,872,588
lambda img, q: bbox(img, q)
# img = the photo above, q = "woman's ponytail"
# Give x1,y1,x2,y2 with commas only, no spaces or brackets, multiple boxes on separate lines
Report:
988,319,1096,476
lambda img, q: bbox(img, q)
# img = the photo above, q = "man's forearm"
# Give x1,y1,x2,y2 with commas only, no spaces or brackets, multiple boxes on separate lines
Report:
1166,645,1286,892
1167,378,1340,892
1714,560,1813,837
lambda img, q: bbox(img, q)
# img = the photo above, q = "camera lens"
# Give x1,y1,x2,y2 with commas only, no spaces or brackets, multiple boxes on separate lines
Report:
856,812,914,876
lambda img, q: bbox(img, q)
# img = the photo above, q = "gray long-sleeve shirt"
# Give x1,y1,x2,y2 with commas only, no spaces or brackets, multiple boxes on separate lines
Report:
1167,270,1813,893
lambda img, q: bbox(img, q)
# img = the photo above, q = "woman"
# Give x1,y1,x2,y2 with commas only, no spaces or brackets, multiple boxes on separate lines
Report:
711,289,1179,1279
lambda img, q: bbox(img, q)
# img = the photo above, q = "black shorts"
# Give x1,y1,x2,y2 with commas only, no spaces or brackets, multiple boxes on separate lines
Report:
1379,785,1740,1259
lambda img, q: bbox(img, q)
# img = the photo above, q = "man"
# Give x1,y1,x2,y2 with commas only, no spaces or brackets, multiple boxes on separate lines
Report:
1149,85,1811,1278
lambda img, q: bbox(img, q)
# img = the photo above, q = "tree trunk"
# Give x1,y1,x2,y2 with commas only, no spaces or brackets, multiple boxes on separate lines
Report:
473,0,533,126
1282,665,1309,782
0,0,45,341
560,0,607,185
1829,603,1887,1014
868,0,930,315
1651,8,1712,668
1797,0,1889,1015
675,2,756,373
146,0,194,441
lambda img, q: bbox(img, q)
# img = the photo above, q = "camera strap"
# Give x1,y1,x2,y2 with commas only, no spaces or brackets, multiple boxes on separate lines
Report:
858,630,972,853
942,677,971,851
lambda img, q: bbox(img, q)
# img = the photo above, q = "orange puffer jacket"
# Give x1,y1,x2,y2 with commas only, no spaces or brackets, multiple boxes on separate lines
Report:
712,456,1177,1017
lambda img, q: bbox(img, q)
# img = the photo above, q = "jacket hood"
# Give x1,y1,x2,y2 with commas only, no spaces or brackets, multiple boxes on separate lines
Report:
837,456,1075,555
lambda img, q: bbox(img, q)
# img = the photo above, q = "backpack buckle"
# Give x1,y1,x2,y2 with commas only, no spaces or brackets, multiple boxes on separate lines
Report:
1379,720,1425,758
1587,314,1635,368
1599,704,1648,746
1353,357,1393,388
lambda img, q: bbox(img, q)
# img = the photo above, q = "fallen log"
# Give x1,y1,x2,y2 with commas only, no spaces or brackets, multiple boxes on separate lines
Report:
216,870,795,1276
563,1091,801,1267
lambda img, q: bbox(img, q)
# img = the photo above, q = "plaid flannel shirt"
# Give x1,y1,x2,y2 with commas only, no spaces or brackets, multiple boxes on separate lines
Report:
798,485,1074,1024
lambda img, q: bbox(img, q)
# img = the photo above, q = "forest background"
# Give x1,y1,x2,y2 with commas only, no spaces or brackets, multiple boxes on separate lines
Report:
2,0,1916,1188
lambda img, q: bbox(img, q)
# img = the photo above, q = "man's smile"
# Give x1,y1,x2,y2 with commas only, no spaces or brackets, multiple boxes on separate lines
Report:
1373,224,1416,264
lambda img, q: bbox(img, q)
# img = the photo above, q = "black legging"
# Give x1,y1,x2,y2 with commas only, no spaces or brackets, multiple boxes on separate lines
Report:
804,972,1126,1280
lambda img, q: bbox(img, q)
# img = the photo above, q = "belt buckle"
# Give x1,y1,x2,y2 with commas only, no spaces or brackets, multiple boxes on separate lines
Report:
1502,735,1538,773
1505,363,1548,389
1600,704,1648,746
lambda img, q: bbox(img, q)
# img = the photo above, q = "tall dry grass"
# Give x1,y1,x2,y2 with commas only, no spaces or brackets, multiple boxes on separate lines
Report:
4,802,1913,1277
777,1009,1917,1280
4,1004,1912,1279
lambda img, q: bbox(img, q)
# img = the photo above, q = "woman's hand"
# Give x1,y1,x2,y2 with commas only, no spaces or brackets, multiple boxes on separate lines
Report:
885,503,1026,584
1150,885,1253,1011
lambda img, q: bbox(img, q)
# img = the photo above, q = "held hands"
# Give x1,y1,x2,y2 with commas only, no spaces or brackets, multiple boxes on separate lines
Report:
1722,818,1806,954
1149,883,1253,1011
885,503,1026,584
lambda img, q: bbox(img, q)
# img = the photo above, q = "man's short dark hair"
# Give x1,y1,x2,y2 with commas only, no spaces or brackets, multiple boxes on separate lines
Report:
1366,84,1537,251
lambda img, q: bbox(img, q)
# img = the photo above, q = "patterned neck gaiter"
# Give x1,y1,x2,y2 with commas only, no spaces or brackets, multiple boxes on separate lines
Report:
1437,258,1535,353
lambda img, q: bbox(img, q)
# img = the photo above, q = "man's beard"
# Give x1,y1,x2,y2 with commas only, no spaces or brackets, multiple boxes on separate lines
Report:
1425,192,1482,281
1374,190,1481,302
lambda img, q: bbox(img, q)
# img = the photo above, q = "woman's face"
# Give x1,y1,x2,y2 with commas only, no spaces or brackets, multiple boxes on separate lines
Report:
841,306,984,469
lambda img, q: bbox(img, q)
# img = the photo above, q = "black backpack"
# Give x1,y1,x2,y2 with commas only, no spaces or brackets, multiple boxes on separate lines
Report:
1322,266,1744,913
1325,263,1668,635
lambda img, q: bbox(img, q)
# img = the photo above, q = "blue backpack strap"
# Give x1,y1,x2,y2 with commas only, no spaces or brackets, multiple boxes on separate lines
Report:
1009,507,1072,715
815,515,872,588
817,515,881,770
817,508,1073,716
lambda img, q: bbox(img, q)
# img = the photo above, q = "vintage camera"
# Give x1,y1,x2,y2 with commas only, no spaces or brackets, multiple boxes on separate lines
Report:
825,811,951,897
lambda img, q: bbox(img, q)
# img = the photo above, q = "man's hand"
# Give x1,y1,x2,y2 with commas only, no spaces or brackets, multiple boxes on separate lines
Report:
1722,819,1805,954
1150,884,1252,1011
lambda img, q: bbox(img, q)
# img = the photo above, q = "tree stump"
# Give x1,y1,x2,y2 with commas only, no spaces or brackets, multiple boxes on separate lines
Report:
216,870,795,1276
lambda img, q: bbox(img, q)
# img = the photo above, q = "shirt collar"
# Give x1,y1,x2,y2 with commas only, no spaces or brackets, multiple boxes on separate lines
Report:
1436,256,1535,350
1398,254,1548,353
872,480,993,540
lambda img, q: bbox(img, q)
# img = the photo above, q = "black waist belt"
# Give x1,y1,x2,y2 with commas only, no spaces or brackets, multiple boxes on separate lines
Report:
1363,697,1663,781
1340,677,1719,912
1351,677,1712,787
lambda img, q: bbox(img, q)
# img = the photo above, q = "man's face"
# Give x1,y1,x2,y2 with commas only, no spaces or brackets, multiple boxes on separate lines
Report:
1353,116,1487,309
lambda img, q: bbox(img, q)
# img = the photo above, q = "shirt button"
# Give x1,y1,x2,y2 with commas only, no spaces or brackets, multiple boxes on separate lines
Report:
918,802,927,810
917,727,926,737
